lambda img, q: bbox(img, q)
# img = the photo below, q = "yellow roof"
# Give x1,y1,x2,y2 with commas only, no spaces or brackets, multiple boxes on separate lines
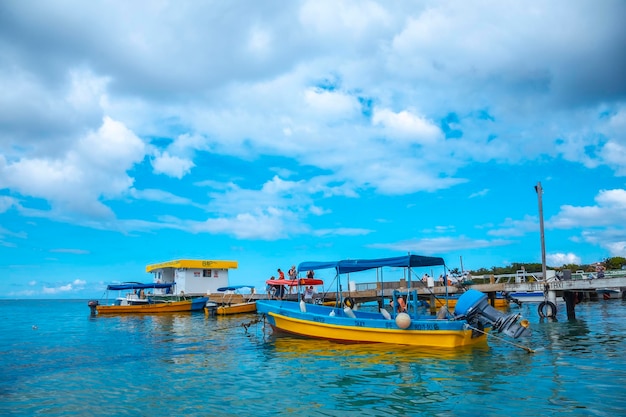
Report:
146,259,238,273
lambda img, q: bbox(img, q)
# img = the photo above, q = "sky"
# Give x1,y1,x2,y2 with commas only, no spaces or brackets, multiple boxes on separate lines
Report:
1,1,626,299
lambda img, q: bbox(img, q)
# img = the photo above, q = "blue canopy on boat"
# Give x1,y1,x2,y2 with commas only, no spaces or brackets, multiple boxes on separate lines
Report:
297,261,340,273
217,285,255,291
298,255,445,274
106,282,175,291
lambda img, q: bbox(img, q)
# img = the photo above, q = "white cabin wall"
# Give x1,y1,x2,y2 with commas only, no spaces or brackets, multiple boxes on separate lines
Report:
175,269,187,295
181,268,229,294
148,265,234,295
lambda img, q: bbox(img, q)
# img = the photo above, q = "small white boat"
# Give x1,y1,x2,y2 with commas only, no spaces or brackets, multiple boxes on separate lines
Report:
507,291,550,304
596,288,623,300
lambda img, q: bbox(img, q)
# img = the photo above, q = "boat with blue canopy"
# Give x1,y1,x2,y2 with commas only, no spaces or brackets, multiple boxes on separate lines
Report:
213,285,258,315
256,254,532,350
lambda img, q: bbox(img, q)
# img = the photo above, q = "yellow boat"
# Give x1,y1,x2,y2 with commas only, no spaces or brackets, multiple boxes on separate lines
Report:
217,302,257,315
88,282,208,315
432,295,509,310
268,310,490,348
213,285,257,315
256,255,531,349
94,298,208,314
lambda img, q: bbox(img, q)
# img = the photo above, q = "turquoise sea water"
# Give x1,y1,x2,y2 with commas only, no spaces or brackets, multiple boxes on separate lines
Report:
1,299,625,417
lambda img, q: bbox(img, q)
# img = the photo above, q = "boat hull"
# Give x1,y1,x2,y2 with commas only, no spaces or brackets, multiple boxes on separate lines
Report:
216,302,257,315
257,300,488,348
507,291,553,304
96,297,208,314
596,288,623,300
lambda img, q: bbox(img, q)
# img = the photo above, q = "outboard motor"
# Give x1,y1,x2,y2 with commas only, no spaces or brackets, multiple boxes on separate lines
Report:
204,301,218,317
88,300,99,316
455,289,530,339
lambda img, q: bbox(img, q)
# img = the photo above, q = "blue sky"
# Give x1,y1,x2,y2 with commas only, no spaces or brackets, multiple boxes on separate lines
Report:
1,1,626,299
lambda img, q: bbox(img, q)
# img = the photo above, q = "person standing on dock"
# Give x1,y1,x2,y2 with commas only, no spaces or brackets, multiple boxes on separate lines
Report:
596,263,605,279
288,265,297,294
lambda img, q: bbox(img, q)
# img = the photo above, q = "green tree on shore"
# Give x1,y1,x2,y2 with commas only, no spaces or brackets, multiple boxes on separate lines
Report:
469,257,626,275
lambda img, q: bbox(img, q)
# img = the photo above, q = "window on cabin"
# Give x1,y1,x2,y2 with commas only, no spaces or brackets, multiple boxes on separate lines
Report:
203,269,212,277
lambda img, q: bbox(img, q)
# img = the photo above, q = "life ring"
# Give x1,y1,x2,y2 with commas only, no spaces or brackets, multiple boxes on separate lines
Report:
538,301,557,318
344,297,356,309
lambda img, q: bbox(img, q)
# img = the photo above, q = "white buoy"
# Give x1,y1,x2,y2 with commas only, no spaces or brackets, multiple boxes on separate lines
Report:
380,308,391,320
299,299,307,312
395,312,411,329
343,306,356,318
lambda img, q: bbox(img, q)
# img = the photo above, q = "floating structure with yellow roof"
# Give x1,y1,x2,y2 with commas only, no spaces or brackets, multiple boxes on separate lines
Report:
146,259,238,296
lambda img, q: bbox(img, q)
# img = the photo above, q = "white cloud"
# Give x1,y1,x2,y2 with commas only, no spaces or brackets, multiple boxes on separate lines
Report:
130,188,196,206
581,228,626,257
313,227,372,237
372,108,442,144
50,249,90,254
303,88,361,119
151,151,195,179
488,216,538,237
1,117,146,220
190,209,304,240
0,196,18,213
42,279,86,294
371,236,513,254
550,189,626,228
469,189,489,198
546,252,581,266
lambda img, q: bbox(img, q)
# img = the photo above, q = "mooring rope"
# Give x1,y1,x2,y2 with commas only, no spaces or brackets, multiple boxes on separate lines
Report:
241,316,263,333
468,324,535,353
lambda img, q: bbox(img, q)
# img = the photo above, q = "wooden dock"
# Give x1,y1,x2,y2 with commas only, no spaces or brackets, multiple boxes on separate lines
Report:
207,274,626,303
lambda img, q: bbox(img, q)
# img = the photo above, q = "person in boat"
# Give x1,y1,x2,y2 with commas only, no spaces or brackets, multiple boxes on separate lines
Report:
288,265,297,280
275,284,285,299
266,280,275,299
306,270,315,279
389,297,407,313
139,289,146,299
304,286,316,303
278,268,285,280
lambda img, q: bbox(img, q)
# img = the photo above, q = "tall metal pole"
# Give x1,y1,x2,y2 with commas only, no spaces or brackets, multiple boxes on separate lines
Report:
535,182,547,281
